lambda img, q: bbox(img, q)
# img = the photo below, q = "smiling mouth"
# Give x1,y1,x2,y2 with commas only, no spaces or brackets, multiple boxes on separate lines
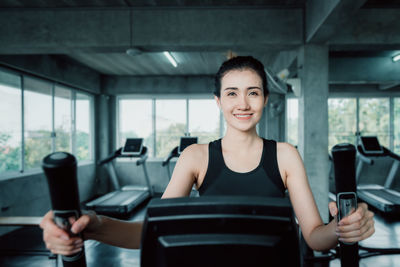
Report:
234,114,253,120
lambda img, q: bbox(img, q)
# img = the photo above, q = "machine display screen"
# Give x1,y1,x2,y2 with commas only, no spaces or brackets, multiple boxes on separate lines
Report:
360,136,383,154
122,138,143,155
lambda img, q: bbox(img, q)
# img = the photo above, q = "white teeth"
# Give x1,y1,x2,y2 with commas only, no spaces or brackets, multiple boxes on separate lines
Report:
235,114,251,118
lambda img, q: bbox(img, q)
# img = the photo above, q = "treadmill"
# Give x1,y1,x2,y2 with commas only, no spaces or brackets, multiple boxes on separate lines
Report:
356,136,400,214
162,136,198,180
85,138,154,216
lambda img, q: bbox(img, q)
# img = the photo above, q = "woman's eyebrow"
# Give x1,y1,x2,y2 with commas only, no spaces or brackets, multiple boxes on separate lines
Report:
247,86,261,90
224,86,261,91
223,87,238,91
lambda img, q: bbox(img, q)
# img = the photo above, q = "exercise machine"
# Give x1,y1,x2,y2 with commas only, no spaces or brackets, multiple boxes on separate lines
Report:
85,138,154,217
162,136,198,180
356,136,400,214
140,196,301,267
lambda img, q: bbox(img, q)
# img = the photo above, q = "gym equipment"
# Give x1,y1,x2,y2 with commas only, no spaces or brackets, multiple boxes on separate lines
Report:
140,196,300,267
85,138,154,217
331,143,359,267
42,152,87,267
162,136,198,180
356,136,400,214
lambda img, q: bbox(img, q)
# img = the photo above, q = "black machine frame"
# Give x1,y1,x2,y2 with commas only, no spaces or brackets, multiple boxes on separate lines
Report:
140,196,301,267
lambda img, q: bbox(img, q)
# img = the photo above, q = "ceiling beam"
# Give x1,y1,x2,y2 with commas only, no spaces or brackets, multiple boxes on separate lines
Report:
269,50,298,74
0,55,101,93
306,0,367,43
379,82,400,91
0,8,303,54
330,9,400,49
330,56,400,84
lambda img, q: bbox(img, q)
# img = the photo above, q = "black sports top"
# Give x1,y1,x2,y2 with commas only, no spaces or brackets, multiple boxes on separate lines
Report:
198,139,286,197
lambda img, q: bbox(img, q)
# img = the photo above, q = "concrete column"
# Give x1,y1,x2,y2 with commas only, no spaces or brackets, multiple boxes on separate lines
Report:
297,45,329,222
95,94,111,194
108,95,117,153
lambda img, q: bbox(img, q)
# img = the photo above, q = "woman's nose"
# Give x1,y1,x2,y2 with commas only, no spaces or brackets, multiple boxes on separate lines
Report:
237,95,250,110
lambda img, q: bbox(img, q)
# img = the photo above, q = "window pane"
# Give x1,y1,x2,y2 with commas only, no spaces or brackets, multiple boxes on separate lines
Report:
328,98,357,150
76,93,92,161
189,99,220,144
119,99,153,156
0,71,21,174
359,98,390,147
394,98,400,154
156,99,186,158
24,77,52,170
55,85,72,153
286,98,298,146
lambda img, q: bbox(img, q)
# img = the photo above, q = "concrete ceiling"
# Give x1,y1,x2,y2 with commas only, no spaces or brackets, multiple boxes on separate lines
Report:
0,0,399,90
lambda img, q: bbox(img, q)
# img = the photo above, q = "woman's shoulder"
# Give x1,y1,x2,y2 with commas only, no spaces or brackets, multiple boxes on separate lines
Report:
276,141,300,159
179,143,208,162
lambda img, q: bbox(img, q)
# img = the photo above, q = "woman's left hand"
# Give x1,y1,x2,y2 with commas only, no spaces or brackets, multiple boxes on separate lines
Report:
329,202,375,243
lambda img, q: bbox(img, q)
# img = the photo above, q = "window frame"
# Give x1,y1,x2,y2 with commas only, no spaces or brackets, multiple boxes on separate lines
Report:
0,66,95,180
286,91,400,153
116,94,222,159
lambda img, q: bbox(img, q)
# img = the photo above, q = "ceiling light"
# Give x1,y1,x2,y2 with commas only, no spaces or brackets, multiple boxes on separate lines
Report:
393,54,400,62
163,51,178,67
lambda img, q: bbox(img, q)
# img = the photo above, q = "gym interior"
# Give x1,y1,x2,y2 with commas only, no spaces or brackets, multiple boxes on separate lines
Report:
0,1,400,266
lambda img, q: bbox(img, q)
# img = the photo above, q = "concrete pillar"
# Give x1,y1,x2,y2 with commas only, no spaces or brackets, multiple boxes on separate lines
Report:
108,95,117,153
95,94,110,194
297,44,329,221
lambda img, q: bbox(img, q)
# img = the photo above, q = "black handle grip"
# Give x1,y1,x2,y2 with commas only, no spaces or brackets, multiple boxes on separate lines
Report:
42,152,87,267
331,144,359,267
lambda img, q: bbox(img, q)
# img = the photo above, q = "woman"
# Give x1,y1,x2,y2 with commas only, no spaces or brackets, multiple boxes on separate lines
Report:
40,56,375,255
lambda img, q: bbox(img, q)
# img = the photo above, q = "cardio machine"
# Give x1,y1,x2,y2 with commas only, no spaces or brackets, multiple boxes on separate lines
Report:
85,138,154,216
356,136,400,214
162,136,198,180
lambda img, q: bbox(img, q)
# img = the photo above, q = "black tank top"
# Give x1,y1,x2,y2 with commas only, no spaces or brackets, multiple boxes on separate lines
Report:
198,139,286,197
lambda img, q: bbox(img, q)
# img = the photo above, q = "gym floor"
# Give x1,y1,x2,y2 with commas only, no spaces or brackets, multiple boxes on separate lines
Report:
0,202,399,267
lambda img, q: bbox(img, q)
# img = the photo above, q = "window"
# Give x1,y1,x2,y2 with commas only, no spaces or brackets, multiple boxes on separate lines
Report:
328,98,357,150
55,85,73,153
119,99,153,156
189,99,220,144
156,99,186,158
0,71,21,173
359,98,390,147
76,93,93,161
24,77,53,170
117,96,222,158
286,98,298,146
0,68,94,177
395,98,400,154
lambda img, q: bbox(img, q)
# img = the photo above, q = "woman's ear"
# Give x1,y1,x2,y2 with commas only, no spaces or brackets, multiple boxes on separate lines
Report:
264,95,269,107
214,95,221,109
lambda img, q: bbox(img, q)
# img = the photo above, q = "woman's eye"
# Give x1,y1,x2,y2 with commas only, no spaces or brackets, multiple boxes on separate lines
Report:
227,92,236,96
249,91,259,96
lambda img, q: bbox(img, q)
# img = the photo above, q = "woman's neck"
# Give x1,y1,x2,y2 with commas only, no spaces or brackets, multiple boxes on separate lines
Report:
222,127,261,151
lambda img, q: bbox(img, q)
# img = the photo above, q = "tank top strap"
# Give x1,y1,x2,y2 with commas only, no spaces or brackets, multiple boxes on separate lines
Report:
262,139,286,193
198,139,224,194
207,139,224,175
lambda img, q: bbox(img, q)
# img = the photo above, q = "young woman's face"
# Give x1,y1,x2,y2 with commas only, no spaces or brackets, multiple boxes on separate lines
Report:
216,69,267,133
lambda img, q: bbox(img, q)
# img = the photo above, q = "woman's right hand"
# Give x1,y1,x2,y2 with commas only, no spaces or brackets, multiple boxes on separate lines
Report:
39,210,100,255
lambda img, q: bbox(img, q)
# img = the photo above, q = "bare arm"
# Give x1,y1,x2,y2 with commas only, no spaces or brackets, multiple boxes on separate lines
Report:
278,143,374,251
41,144,203,254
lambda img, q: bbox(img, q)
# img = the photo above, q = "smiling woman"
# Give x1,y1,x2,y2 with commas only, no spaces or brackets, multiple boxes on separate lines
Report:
40,56,375,258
